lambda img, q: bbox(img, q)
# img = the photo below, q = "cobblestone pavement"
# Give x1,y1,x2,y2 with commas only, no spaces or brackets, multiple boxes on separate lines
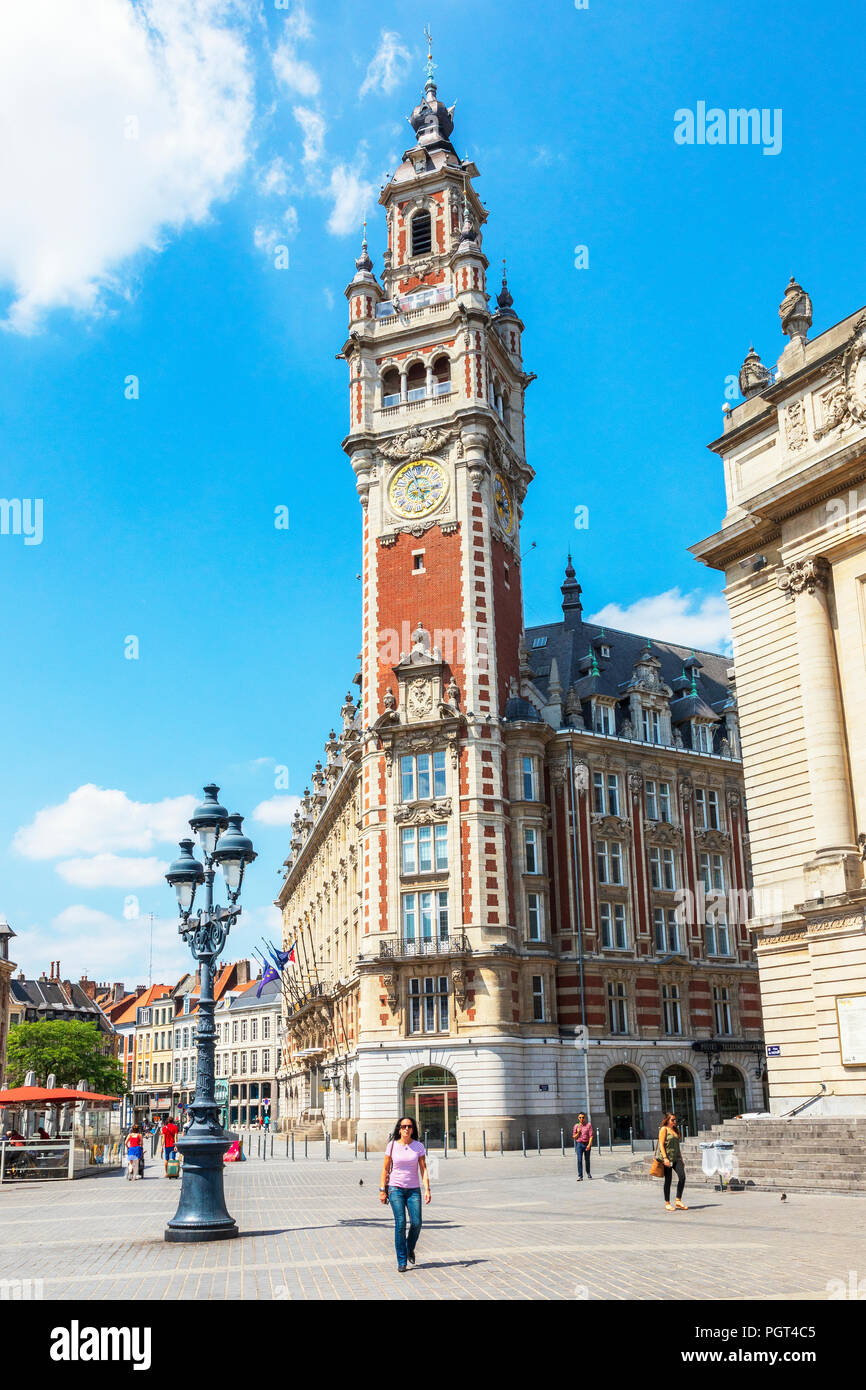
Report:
0,1145,860,1300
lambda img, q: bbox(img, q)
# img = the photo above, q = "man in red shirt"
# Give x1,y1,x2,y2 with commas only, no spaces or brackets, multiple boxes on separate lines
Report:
161,1116,179,1175
573,1113,593,1181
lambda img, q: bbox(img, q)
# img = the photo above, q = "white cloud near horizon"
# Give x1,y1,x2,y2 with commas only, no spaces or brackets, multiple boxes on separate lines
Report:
0,0,257,333
252,795,301,827
326,164,376,236
587,588,732,655
359,30,412,98
13,786,197,860
13,905,190,983
55,854,169,888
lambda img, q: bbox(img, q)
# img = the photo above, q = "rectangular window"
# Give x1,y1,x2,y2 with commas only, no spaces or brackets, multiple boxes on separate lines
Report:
232,1052,238,1073
642,707,662,743
251,1019,258,1042
434,823,448,871
649,847,676,891
662,984,682,1035
402,893,416,942
241,1020,248,1042
401,827,416,874
181,1058,188,1083
418,825,432,873
232,1021,238,1043
251,1051,258,1073
262,1017,270,1041
596,839,623,885
705,915,732,957
607,982,628,1034
174,1059,180,1082
417,754,431,800
646,780,658,821
241,1053,248,1075
593,772,620,816
524,827,539,873
600,902,627,950
658,782,671,823
436,890,449,940
401,751,446,801
433,750,446,797
695,723,713,752
532,975,545,1022
699,852,725,892
653,907,680,954
522,756,537,801
593,703,614,735
409,976,448,1034
174,1029,181,1048
262,1050,270,1072
527,892,543,941
713,986,732,1035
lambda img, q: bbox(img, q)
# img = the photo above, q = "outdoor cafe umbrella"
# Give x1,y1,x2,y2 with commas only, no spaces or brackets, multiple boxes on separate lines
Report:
0,1087,119,1106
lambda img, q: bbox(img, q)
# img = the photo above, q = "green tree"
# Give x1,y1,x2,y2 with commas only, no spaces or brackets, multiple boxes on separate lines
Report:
6,1020,127,1095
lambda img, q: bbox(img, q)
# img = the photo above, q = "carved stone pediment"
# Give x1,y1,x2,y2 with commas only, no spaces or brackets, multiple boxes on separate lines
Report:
694,827,731,852
394,798,453,825
591,813,631,838
644,821,683,849
378,425,459,462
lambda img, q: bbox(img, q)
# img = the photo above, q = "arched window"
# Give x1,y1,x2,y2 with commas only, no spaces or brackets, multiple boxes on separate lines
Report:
410,210,432,257
433,355,451,396
381,367,400,408
406,361,426,402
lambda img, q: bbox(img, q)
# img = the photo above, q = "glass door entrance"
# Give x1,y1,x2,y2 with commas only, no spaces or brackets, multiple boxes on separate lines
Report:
402,1068,458,1148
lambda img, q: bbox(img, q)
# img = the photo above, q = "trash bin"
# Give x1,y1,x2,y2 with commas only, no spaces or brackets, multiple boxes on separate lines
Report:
714,1141,735,1187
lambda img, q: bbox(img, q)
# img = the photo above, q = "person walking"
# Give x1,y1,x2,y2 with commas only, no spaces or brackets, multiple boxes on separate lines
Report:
125,1124,144,1181
379,1117,431,1272
573,1112,593,1181
161,1115,179,1175
658,1112,687,1211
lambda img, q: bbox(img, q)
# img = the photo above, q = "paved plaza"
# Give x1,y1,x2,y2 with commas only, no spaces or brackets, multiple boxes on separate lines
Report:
0,1144,861,1301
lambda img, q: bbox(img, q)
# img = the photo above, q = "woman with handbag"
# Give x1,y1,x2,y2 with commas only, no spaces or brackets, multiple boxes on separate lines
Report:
655,1112,687,1210
379,1117,431,1272
125,1124,144,1181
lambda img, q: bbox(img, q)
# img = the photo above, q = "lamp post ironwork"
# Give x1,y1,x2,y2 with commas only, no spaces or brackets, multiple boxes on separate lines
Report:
164,784,256,1243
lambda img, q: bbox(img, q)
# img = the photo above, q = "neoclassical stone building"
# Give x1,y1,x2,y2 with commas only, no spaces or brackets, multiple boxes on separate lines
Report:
277,59,762,1148
694,280,866,1115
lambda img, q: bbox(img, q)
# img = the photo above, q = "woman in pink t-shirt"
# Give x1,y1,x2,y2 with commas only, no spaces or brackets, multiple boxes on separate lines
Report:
379,1117,431,1272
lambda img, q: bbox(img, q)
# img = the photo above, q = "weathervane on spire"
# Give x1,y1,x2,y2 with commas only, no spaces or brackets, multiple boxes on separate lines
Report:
424,24,436,87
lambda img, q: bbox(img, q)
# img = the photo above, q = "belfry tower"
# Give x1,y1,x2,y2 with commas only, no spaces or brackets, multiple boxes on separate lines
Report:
338,42,549,1147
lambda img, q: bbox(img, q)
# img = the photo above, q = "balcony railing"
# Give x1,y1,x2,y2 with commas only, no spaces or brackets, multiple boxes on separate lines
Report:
375,934,471,959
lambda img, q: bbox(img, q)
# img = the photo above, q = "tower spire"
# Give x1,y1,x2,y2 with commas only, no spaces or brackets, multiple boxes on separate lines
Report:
424,24,436,92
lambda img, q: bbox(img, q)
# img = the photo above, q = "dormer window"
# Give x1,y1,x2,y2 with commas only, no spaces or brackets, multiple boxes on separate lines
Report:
642,707,662,744
694,722,714,753
600,645,611,660
410,210,432,257
531,636,547,649
593,702,614,736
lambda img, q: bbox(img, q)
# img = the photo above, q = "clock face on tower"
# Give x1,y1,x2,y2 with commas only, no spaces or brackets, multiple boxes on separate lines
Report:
388,458,449,519
493,472,514,535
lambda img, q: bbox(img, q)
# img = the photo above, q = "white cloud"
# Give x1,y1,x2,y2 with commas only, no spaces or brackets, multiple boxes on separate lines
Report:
587,588,732,654
13,785,197,860
273,33,320,97
254,205,298,254
282,1,312,41
0,0,257,333
326,164,376,236
257,157,291,198
323,287,335,310
359,30,412,98
252,795,301,827
15,905,190,982
294,106,327,164
55,854,169,888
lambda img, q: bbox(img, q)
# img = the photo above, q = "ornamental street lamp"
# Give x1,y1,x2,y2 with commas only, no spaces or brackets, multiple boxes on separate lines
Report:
164,785,256,1243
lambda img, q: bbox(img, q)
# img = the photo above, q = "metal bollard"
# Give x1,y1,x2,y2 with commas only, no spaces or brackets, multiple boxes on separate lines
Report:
290,1134,294,1161
522,1130,526,1158
262,1133,267,1162
462,1131,466,1157
443,1131,448,1160
257,1133,261,1158
424,1130,429,1153
271,1135,274,1157
305,1135,308,1159
326,1134,330,1161
629,1126,634,1154
537,1129,541,1156
500,1130,504,1157
364,1133,367,1161
561,1128,565,1158
354,1133,358,1159
609,1127,613,1154
482,1130,487,1158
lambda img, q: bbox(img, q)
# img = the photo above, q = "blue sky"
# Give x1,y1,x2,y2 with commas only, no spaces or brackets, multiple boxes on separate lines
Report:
0,0,862,984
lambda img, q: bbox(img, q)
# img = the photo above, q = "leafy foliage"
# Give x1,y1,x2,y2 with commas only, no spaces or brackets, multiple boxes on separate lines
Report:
6,1020,126,1095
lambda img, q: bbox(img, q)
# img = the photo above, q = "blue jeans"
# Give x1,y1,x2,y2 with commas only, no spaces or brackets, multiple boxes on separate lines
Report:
387,1186,422,1267
575,1141,591,1178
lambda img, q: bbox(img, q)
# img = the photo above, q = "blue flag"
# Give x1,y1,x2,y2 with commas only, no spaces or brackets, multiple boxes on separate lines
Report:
257,965,279,997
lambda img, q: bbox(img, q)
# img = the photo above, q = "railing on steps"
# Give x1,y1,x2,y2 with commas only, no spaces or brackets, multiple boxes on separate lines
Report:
778,1083,831,1119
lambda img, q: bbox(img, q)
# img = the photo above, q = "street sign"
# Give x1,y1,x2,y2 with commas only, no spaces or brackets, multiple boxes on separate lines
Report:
766,1045,781,1057
538,1084,549,1092
667,1075,677,1089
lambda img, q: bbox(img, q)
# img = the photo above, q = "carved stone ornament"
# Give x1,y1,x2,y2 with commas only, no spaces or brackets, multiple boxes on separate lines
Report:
778,276,812,342
784,400,808,452
813,315,866,439
777,555,830,599
407,678,434,721
694,827,731,852
628,771,644,796
726,789,741,810
382,974,398,1009
451,969,467,1009
393,798,453,825
679,779,693,805
378,425,459,462
643,821,683,849
738,346,773,399
591,813,632,838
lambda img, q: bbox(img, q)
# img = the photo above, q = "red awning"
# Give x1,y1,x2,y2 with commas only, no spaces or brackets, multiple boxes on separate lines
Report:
0,1087,120,1107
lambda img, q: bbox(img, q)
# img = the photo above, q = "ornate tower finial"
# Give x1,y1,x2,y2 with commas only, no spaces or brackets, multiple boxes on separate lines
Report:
738,344,773,399
496,256,514,312
424,24,436,90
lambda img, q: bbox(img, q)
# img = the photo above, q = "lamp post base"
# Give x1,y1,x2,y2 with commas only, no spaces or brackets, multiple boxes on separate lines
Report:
164,1129,238,1243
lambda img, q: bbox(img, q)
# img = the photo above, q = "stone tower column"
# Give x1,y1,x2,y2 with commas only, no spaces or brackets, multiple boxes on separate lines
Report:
778,555,861,894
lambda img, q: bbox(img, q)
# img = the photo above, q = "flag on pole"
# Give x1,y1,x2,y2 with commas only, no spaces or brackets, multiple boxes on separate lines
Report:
257,965,279,997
